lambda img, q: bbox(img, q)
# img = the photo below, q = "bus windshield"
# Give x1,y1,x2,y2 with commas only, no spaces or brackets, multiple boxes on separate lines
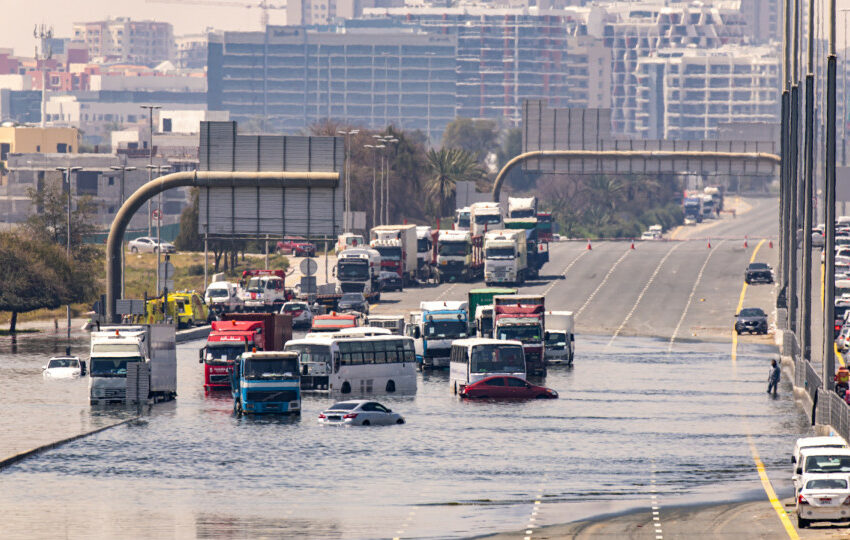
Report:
285,343,332,365
470,345,525,374
244,358,299,380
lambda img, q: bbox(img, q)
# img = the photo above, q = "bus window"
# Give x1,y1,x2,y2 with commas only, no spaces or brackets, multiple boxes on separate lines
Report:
333,352,340,373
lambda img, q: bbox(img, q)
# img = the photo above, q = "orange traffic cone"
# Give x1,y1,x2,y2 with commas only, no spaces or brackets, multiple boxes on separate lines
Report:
587,239,592,250
707,238,712,249
743,236,748,248
630,239,635,249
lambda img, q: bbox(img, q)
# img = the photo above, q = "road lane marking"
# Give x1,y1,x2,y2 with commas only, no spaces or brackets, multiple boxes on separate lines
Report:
668,240,727,352
576,248,631,317
731,239,799,539
607,242,683,347
542,249,589,297
436,283,457,301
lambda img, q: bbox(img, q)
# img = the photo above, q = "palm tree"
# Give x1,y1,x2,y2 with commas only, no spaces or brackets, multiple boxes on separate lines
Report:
425,148,483,219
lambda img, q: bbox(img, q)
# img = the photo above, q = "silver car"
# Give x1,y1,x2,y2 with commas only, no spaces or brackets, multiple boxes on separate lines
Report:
128,236,175,254
318,400,405,426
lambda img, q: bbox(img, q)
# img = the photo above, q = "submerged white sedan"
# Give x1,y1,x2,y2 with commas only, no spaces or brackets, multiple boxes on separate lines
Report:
42,356,83,379
797,474,850,528
318,400,405,426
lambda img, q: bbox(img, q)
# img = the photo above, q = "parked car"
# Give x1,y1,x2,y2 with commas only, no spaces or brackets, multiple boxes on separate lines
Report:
459,376,558,400
337,292,369,314
318,400,405,426
128,236,175,254
42,356,84,379
838,325,850,352
796,474,850,528
744,262,773,284
734,307,768,335
378,271,403,292
277,236,316,257
281,301,314,328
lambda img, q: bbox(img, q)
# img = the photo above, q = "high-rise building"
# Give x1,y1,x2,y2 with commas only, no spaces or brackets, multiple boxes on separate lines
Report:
207,24,457,140
175,34,208,69
72,18,174,66
636,45,780,140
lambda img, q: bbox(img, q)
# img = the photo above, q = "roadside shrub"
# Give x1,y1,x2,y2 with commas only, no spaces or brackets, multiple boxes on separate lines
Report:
187,264,205,276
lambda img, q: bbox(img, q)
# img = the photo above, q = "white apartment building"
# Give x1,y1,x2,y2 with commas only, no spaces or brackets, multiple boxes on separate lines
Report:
564,34,612,109
636,45,780,140
174,34,208,69
73,18,174,66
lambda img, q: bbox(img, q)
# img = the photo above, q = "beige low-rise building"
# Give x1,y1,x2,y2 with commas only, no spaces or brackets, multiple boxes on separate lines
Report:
0,125,78,163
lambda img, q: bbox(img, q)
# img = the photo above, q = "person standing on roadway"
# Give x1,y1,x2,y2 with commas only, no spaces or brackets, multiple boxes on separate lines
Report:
767,359,780,395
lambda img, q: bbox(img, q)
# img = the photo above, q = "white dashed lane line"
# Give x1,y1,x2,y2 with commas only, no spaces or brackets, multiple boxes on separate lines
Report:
668,240,726,352
576,248,632,318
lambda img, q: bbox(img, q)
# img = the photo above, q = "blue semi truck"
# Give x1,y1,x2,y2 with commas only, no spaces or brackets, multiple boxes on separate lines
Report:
231,351,301,415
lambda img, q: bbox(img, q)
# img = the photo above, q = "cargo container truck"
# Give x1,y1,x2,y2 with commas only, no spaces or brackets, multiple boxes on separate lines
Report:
370,224,418,286
683,197,703,225
468,287,517,336
508,197,537,219
455,207,471,231
470,202,503,237
493,295,546,375
484,229,528,286
416,226,439,282
240,269,292,312
544,311,575,365
436,229,484,283
504,218,549,279
231,351,301,415
89,324,176,405
335,247,381,296
536,212,555,243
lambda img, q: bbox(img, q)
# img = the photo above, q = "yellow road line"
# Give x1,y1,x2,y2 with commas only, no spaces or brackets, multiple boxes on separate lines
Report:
732,238,799,539
837,343,847,368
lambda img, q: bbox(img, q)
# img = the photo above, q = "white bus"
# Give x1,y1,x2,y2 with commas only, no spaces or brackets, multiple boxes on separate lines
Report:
449,338,526,394
285,335,417,394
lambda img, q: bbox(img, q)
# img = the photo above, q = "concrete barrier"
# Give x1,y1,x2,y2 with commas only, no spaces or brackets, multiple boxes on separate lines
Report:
176,325,210,343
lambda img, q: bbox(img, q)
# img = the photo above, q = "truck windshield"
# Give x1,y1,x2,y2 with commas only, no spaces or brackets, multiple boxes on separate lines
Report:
247,277,263,293
206,344,244,362
374,246,401,261
439,242,467,256
457,214,470,229
338,262,369,280
91,343,140,354
485,247,515,259
417,238,431,252
510,209,536,218
475,214,501,225
545,332,566,346
207,288,229,298
424,319,468,339
90,356,142,376
470,345,524,374
498,325,542,342
285,344,332,365
244,358,299,380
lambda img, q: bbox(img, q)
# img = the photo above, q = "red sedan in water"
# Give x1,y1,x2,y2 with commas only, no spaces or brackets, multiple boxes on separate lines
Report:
460,376,558,400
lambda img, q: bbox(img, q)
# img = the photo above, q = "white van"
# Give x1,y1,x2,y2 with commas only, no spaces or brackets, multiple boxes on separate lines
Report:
794,447,850,494
792,436,848,468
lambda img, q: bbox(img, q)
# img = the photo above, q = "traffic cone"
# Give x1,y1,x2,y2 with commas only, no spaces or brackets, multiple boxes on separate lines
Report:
743,236,748,248
587,239,592,250
630,239,635,249
707,238,711,249
769,239,773,248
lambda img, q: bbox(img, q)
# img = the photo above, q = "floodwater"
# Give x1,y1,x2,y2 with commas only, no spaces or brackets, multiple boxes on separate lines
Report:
1,333,810,539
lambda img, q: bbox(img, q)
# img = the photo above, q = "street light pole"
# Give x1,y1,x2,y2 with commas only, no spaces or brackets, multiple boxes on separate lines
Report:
147,164,170,296
110,164,136,300
337,129,359,232
826,0,839,386
802,0,817,362
141,105,161,237
56,165,81,340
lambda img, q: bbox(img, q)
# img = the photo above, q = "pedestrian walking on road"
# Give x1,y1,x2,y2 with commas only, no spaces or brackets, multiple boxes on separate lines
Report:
767,359,780,395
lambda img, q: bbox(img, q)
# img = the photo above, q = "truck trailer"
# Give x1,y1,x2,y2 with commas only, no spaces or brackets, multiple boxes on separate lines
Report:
436,229,484,283
370,224,418,286
493,295,546,375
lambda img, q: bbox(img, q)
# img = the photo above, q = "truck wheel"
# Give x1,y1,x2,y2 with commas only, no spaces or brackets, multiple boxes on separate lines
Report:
341,381,351,394
386,380,396,392
452,382,457,395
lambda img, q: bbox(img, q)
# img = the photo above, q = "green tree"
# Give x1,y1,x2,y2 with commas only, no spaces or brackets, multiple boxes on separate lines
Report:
497,128,523,169
0,232,77,332
175,187,202,251
425,148,484,219
441,118,499,163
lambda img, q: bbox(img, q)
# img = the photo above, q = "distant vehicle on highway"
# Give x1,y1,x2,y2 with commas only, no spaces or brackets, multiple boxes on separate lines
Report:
43,356,84,379
459,375,558,400
378,270,403,292
337,293,369,314
128,236,175,254
318,400,405,426
812,227,825,247
734,307,768,335
640,231,660,241
837,325,850,352
744,262,773,284
281,301,314,328
277,236,316,257
796,474,850,529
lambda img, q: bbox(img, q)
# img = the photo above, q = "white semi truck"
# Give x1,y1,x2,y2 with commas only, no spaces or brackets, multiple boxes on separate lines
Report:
89,324,177,405
436,229,484,283
507,197,538,219
335,248,382,297
370,224,418,286
470,202,503,237
544,311,575,365
484,229,528,286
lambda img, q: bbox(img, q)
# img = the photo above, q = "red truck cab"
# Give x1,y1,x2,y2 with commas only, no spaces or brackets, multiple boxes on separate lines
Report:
200,320,264,391
493,302,546,375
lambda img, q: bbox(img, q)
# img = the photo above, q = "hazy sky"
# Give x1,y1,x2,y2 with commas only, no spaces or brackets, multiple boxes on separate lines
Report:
2,0,288,57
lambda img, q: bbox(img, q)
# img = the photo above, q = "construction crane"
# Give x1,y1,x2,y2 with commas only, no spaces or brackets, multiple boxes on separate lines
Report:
146,0,286,30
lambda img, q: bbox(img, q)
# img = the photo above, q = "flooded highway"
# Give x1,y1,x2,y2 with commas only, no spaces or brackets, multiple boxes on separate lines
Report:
1,331,809,539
